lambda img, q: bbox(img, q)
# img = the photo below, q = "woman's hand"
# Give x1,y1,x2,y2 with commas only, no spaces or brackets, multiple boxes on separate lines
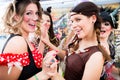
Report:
40,25,50,45
42,50,58,78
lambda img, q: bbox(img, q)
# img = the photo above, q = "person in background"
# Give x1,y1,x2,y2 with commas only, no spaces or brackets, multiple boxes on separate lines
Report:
0,0,58,80
40,7,59,55
30,6,59,56
99,6,120,80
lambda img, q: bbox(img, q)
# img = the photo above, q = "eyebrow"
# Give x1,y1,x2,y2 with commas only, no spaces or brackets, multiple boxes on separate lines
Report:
70,13,82,17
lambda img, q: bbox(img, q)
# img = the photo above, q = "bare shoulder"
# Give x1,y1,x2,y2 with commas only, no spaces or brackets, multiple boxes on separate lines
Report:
4,36,28,54
91,51,103,59
88,51,104,64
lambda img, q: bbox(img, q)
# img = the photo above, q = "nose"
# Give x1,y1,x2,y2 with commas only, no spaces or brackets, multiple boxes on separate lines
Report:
71,21,78,29
32,14,39,21
101,23,105,28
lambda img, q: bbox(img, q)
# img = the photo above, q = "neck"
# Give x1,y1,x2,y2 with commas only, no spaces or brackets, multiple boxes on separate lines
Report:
100,37,108,43
79,38,98,49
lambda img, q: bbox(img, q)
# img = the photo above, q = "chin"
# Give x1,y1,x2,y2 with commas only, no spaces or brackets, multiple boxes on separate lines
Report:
100,35,106,39
78,35,83,39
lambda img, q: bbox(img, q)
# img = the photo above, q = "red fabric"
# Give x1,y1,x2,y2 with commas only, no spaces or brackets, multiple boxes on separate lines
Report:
105,63,115,80
0,49,43,68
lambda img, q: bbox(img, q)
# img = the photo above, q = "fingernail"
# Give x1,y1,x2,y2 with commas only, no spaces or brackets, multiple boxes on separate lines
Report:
53,54,56,56
56,60,60,63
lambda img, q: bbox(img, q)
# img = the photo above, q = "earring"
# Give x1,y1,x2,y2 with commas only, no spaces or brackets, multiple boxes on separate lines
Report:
92,21,95,24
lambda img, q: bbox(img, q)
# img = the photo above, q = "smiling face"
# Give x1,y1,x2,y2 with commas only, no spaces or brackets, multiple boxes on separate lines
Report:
100,21,113,39
19,3,39,35
69,12,96,39
41,14,51,31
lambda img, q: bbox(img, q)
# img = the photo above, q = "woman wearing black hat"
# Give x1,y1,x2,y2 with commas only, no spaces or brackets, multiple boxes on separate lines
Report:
100,6,120,80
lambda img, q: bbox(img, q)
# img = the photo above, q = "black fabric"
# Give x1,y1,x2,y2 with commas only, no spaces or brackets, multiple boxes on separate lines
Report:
1,33,42,80
18,43,42,80
109,43,115,59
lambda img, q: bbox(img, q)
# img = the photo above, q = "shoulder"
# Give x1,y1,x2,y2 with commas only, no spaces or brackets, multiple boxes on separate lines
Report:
88,51,104,64
83,52,104,80
4,35,28,54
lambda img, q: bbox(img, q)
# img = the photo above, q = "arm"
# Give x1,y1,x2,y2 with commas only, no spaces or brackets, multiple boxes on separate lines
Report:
40,28,66,60
38,39,45,54
51,73,65,80
0,36,28,80
82,52,104,80
42,40,66,60
27,71,50,80
28,50,59,80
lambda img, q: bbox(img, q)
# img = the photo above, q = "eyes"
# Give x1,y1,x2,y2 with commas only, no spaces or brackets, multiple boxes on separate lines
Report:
25,11,39,16
70,18,81,23
102,22,111,26
40,19,50,23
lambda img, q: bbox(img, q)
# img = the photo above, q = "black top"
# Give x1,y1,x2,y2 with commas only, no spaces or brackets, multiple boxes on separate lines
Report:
1,34,42,80
18,43,42,80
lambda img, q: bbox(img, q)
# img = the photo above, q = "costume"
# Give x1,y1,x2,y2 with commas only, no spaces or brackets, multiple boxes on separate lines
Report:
99,6,120,80
64,46,100,80
100,43,116,80
0,34,43,80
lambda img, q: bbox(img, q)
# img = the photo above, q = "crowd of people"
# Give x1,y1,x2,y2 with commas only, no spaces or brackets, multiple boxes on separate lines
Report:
0,0,119,80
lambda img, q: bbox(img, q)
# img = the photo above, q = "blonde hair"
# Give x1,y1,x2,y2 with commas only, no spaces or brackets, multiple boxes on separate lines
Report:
3,0,42,35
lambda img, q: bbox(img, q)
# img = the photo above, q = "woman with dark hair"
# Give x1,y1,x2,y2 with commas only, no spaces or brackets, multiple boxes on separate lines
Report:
30,7,59,55
0,0,58,80
99,6,120,80
41,8,59,55
50,1,112,80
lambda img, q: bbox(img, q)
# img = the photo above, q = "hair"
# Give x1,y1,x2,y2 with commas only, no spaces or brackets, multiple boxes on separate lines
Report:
3,0,42,35
42,7,59,47
100,7,119,29
68,1,111,60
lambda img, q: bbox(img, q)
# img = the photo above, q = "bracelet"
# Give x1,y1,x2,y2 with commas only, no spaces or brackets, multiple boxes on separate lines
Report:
118,68,120,76
34,75,39,80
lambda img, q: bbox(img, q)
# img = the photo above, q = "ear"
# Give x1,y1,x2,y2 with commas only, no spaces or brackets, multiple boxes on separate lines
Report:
13,14,20,21
91,15,97,23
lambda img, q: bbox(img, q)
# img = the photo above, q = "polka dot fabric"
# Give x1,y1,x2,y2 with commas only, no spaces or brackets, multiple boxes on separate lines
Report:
0,49,43,68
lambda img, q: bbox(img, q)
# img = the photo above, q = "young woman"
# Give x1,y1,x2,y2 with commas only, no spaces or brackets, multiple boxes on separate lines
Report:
100,7,120,80
51,1,111,80
30,7,59,55
0,0,57,80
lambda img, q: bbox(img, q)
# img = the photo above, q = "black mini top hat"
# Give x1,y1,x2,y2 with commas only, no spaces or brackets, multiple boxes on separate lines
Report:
100,6,120,29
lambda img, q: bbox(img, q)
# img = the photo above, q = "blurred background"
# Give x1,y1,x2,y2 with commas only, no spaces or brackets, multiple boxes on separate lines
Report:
0,0,120,71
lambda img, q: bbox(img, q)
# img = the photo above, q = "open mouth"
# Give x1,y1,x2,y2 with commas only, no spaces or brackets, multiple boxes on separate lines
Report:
100,30,106,33
29,23,36,29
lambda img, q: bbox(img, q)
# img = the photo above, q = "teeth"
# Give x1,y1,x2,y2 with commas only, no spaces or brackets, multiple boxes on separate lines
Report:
100,30,105,32
100,31,105,33
29,24,35,26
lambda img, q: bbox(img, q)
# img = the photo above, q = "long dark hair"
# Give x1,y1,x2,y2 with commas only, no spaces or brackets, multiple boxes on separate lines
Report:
43,7,59,47
68,1,111,60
